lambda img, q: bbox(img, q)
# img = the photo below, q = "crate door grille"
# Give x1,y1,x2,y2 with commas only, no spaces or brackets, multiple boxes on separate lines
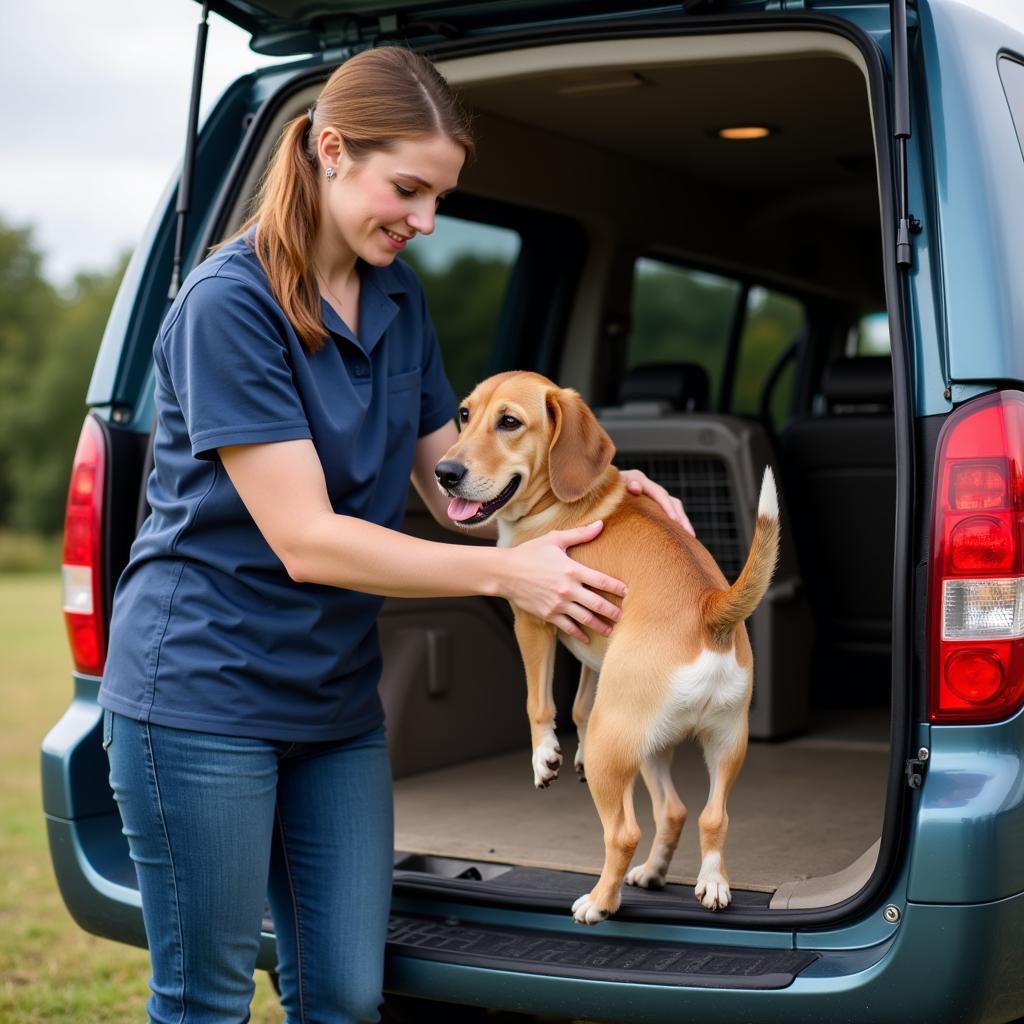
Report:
613,453,743,583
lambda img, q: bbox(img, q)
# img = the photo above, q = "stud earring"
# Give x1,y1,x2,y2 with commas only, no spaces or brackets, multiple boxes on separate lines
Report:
325,166,336,180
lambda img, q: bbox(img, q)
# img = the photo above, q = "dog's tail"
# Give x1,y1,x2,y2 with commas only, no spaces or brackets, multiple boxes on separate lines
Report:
702,467,780,644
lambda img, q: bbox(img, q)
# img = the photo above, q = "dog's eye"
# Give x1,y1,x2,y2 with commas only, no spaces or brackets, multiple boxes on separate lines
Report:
498,415,522,431
458,407,469,425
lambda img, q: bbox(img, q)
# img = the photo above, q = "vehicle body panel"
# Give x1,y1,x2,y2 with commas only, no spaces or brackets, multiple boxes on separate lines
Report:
908,706,1024,904
916,0,1024,393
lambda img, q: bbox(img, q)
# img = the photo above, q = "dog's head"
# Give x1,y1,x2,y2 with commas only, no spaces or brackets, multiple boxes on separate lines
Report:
435,371,616,528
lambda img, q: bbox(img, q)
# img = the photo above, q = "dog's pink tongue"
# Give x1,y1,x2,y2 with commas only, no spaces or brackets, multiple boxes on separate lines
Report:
447,497,483,522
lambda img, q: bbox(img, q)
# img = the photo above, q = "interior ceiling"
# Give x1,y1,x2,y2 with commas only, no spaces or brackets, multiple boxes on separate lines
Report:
461,55,876,207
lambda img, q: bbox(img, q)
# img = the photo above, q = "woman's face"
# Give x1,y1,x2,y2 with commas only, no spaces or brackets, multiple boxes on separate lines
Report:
319,132,465,267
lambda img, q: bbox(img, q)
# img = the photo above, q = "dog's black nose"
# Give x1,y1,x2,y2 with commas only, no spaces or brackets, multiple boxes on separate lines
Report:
435,460,467,490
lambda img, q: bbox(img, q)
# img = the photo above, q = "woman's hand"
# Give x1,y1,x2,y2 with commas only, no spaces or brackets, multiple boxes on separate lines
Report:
620,469,696,537
500,520,627,642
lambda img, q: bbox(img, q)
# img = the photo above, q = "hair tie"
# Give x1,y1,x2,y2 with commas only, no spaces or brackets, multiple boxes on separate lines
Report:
307,103,316,125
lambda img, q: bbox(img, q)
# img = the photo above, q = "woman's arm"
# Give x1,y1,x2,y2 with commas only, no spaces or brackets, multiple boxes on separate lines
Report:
219,439,625,642
410,420,498,540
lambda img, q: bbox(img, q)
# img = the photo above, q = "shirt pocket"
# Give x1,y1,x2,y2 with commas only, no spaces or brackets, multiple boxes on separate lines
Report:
385,367,422,454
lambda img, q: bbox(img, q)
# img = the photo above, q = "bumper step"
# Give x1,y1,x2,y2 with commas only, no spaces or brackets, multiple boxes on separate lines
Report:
387,912,817,989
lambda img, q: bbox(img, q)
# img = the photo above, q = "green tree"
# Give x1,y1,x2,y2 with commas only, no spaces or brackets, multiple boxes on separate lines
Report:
0,219,128,536
5,257,128,534
0,222,59,525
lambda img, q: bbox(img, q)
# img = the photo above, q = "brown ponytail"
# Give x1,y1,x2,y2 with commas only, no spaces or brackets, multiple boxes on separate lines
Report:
214,47,475,353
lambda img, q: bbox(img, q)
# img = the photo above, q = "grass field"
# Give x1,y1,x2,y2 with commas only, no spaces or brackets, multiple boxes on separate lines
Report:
0,573,284,1023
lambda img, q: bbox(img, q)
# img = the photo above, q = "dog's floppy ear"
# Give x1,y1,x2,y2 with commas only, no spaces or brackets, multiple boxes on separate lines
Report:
546,387,616,503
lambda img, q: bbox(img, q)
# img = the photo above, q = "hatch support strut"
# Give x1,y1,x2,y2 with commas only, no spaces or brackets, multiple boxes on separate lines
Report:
169,2,211,300
891,0,919,269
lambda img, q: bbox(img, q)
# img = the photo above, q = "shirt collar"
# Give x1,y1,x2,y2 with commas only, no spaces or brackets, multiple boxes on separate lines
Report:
365,258,410,297
321,259,403,356
241,226,410,354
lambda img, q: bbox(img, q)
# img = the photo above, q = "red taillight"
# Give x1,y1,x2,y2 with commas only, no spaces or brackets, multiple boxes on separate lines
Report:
62,416,106,676
929,390,1024,722
948,515,1014,573
944,646,1005,704
948,459,1009,511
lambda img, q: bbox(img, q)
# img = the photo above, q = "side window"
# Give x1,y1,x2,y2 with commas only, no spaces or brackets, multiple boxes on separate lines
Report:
999,56,1024,161
629,258,742,406
732,286,807,429
404,216,521,401
848,311,891,356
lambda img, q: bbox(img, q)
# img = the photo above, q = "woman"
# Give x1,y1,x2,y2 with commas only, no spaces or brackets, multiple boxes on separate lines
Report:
99,47,691,1024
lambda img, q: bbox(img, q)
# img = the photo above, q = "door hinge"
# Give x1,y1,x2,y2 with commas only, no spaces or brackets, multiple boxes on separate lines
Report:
906,747,929,789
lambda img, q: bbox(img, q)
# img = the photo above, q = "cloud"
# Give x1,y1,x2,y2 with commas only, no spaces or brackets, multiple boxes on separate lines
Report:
0,151,177,281
0,0,285,284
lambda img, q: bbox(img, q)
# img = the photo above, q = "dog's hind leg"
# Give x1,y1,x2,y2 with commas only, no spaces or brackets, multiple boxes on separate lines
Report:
571,708,643,924
625,746,687,890
572,665,598,782
695,722,748,911
514,614,563,788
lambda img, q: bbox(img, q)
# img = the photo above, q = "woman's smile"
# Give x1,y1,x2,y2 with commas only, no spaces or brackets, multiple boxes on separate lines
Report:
381,226,412,249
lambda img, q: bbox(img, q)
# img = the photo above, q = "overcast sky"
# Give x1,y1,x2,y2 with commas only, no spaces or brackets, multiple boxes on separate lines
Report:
9,0,1022,290
1,1,292,287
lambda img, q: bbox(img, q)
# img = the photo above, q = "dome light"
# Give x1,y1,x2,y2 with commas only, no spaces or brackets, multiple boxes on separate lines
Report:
717,126,772,140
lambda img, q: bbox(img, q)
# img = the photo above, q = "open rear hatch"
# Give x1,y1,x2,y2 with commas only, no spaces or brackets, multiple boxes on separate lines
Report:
163,0,916,964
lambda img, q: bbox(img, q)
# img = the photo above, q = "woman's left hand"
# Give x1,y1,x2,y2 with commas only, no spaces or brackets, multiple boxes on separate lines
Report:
621,469,696,537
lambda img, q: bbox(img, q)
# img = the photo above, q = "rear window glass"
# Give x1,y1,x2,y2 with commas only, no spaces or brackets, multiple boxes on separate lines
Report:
999,56,1024,161
629,258,741,406
849,311,891,356
732,286,806,428
404,217,521,401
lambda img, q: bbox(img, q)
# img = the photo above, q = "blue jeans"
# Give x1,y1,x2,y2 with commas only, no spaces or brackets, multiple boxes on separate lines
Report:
103,710,394,1024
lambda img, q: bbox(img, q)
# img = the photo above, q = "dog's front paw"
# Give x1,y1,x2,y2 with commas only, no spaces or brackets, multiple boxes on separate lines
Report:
694,871,732,911
532,735,562,788
571,891,612,925
625,864,666,889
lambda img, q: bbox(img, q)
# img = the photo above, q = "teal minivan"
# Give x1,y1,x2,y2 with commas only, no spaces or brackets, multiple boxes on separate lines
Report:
42,1,1024,1021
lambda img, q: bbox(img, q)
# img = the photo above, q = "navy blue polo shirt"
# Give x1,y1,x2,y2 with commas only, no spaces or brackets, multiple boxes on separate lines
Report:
99,230,457,741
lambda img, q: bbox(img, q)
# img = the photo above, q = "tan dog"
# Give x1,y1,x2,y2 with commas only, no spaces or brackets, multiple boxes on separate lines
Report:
435,371,779,923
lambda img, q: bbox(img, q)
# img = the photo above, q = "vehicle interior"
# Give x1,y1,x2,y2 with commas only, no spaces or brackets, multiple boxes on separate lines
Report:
212,29,898,915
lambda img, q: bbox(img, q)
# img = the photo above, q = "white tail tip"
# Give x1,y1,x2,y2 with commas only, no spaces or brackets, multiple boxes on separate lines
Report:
758,466,779,520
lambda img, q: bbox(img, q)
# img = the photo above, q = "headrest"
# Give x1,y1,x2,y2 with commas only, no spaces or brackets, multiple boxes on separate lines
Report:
617,362,710,412
821,357,893,409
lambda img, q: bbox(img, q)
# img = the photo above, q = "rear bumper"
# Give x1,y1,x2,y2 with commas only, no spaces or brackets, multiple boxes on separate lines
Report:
382,894,1024,1024
46,808,1024,1024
